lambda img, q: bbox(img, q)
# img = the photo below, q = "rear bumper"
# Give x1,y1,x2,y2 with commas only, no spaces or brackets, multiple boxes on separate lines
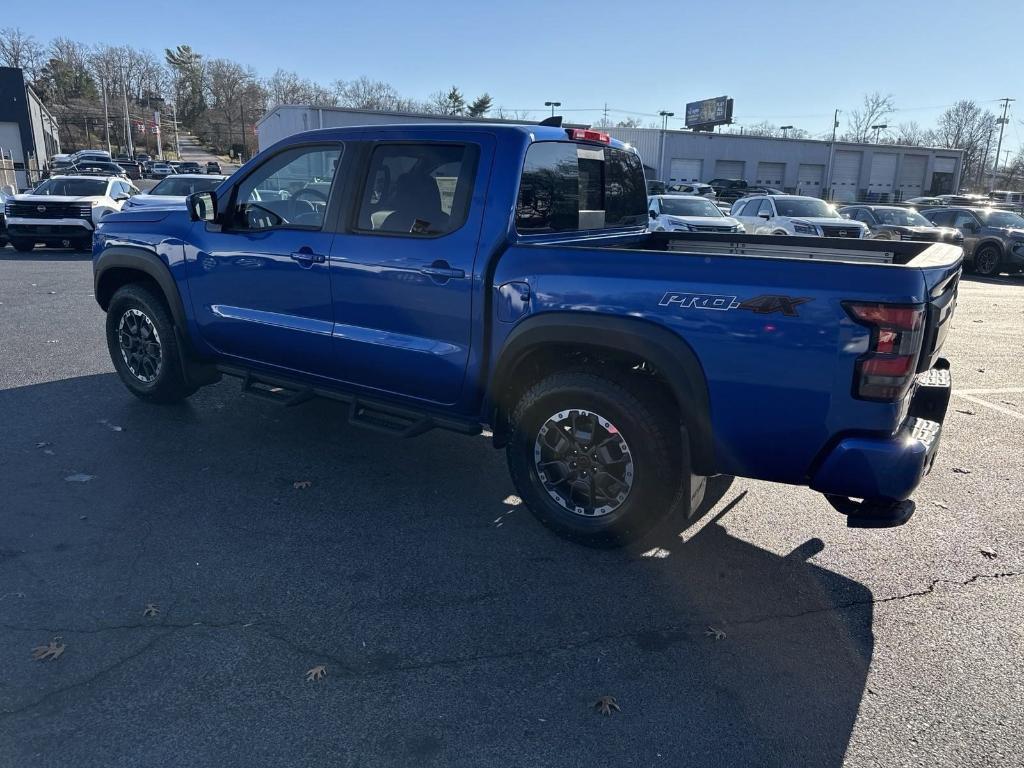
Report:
810,359,951,502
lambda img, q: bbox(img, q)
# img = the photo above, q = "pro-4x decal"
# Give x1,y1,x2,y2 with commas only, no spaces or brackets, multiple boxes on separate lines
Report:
660,292,812,317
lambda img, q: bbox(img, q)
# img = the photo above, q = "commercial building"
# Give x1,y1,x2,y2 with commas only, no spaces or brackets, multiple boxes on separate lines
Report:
256,105,965,204
257,104,585,152
0,67,60,189
607,127,964,202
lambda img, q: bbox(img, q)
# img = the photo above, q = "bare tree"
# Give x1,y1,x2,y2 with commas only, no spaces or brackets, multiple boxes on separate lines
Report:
893,121,932,146
0,27,44,80
267,69,337,107
843,92,896,143
493,107,531,121
932,101,996,186
427,86,466,116
333,76,419,112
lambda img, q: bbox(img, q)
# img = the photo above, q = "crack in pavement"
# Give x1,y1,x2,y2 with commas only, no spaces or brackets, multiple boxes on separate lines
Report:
2,569,1018,721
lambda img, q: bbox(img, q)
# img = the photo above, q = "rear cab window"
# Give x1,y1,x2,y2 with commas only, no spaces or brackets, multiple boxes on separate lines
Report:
515,141,647,234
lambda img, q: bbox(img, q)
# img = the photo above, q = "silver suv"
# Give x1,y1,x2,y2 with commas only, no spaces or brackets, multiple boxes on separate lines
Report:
921,207,1024,276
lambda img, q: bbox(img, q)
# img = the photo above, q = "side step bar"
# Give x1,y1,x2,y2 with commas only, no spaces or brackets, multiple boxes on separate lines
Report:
220,365,481,439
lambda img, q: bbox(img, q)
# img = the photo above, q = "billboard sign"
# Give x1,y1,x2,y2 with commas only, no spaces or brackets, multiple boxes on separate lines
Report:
685,97,734,130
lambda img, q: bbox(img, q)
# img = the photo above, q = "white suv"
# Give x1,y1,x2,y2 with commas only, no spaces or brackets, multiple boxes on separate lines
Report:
4,175,138,252
648,194,744,233
731,194,868,238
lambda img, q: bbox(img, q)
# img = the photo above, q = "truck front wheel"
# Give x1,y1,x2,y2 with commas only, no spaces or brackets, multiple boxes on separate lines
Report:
506,370,683,546
106,283,197,403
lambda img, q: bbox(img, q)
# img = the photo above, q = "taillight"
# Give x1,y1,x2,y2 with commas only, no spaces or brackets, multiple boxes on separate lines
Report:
845,302,925,401
567,128,611,143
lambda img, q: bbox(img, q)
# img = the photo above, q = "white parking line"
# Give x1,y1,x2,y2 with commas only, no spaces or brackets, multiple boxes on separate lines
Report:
955,387,1024,395
954,393,1024,422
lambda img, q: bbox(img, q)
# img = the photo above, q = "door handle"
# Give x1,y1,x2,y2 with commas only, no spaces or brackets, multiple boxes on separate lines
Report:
419,262,465,280
290,249,326,266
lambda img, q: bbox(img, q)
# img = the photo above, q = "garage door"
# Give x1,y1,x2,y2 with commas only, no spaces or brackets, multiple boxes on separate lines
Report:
797,164,824,196
756,162,785,188
898,155,927,200
934,157,957,173
868,153,898,200
714,160,745,180
830,150,861,201
669,158,703,184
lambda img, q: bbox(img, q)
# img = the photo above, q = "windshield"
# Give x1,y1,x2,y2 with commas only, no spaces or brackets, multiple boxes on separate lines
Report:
874,209,931,226
31,178,107,196
774,198,839,218
980,210,1024,228
659,197,723,217
150,177,223,196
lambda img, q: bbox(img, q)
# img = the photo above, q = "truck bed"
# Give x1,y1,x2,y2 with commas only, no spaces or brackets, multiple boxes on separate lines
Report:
612,231,962,267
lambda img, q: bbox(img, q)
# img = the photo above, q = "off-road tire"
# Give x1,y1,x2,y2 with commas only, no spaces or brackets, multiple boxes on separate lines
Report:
106,283,197,403
11,239,35,253
507,369,684,546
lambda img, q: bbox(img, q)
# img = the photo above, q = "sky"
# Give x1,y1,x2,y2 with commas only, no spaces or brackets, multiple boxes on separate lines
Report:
14,0,1024,151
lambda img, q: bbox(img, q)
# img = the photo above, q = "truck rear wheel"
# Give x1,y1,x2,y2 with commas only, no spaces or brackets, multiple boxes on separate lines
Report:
105,283,197,404
11,239,35,253
506,370,683,546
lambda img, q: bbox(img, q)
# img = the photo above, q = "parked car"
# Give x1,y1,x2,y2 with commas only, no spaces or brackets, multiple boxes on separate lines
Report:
69,160,129,179
839,205,963,244
707,178,749,202
0,183,11,247
732,195,868,238
136,153,152,164
71,150,112,164
920,206,1024,276
646,179,667,195
4,175,138,251
168,161,185,173
648,194,744,233
205,161,222,174
906,196,945,208
91,123,959,544
666,182,716,199
149,162,175,179
177,161,202,174
140,160,154,178
43,158,73,179
114,154,132,163
114,160,143,181
122,174,227,210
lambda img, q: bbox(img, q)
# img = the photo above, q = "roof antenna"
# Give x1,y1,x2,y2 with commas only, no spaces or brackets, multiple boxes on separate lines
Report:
538,115,563,127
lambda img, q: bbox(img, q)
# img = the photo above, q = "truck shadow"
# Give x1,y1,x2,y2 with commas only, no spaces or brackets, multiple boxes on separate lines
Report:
0,373,872,768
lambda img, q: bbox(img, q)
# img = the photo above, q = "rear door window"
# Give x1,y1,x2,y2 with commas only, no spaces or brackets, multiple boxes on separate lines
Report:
515,141,647,233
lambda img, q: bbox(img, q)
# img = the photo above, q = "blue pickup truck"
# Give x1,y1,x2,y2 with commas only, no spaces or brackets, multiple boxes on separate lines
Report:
92,123,960,544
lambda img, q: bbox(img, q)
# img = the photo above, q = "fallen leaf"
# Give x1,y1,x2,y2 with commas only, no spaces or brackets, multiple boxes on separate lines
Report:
143,603,159,618
65,473,96,483
931,501,949,509
305,665,327,682
35,441,51,448
972,319,983,323
1001,401,1017,407
955,409,975,416
705,626,727,641
980,548,998,560
31,637,65,662
951,467,972,475
594,695,620,716
293,480,312,490
976,369,985,373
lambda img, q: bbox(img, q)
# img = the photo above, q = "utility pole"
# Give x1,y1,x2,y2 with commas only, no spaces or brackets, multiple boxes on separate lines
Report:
657,111,674,182
825,109,840,200
171,101,181,160
990,97,1014,192
240,102,246,162
101,79,111,155
602,103,609,126
979,123,995,187
121,67,134,158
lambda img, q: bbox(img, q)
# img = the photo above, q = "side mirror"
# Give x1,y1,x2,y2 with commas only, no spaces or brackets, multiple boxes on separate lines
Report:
188,190,218,223
962,221,978,233
649,210,657,219
114,193,130,202
758,212,771,219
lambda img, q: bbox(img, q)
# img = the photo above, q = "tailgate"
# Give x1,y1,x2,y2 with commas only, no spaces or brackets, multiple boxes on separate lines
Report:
917,257,961,373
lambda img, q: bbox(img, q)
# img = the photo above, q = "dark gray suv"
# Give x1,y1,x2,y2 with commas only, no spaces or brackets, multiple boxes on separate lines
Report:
922,206,1024,276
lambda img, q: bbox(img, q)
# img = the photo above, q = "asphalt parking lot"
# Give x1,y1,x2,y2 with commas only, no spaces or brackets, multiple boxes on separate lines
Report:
0,249,1021,767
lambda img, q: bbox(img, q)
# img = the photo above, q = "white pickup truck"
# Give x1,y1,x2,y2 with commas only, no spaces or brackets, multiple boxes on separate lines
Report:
4,175,139,252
